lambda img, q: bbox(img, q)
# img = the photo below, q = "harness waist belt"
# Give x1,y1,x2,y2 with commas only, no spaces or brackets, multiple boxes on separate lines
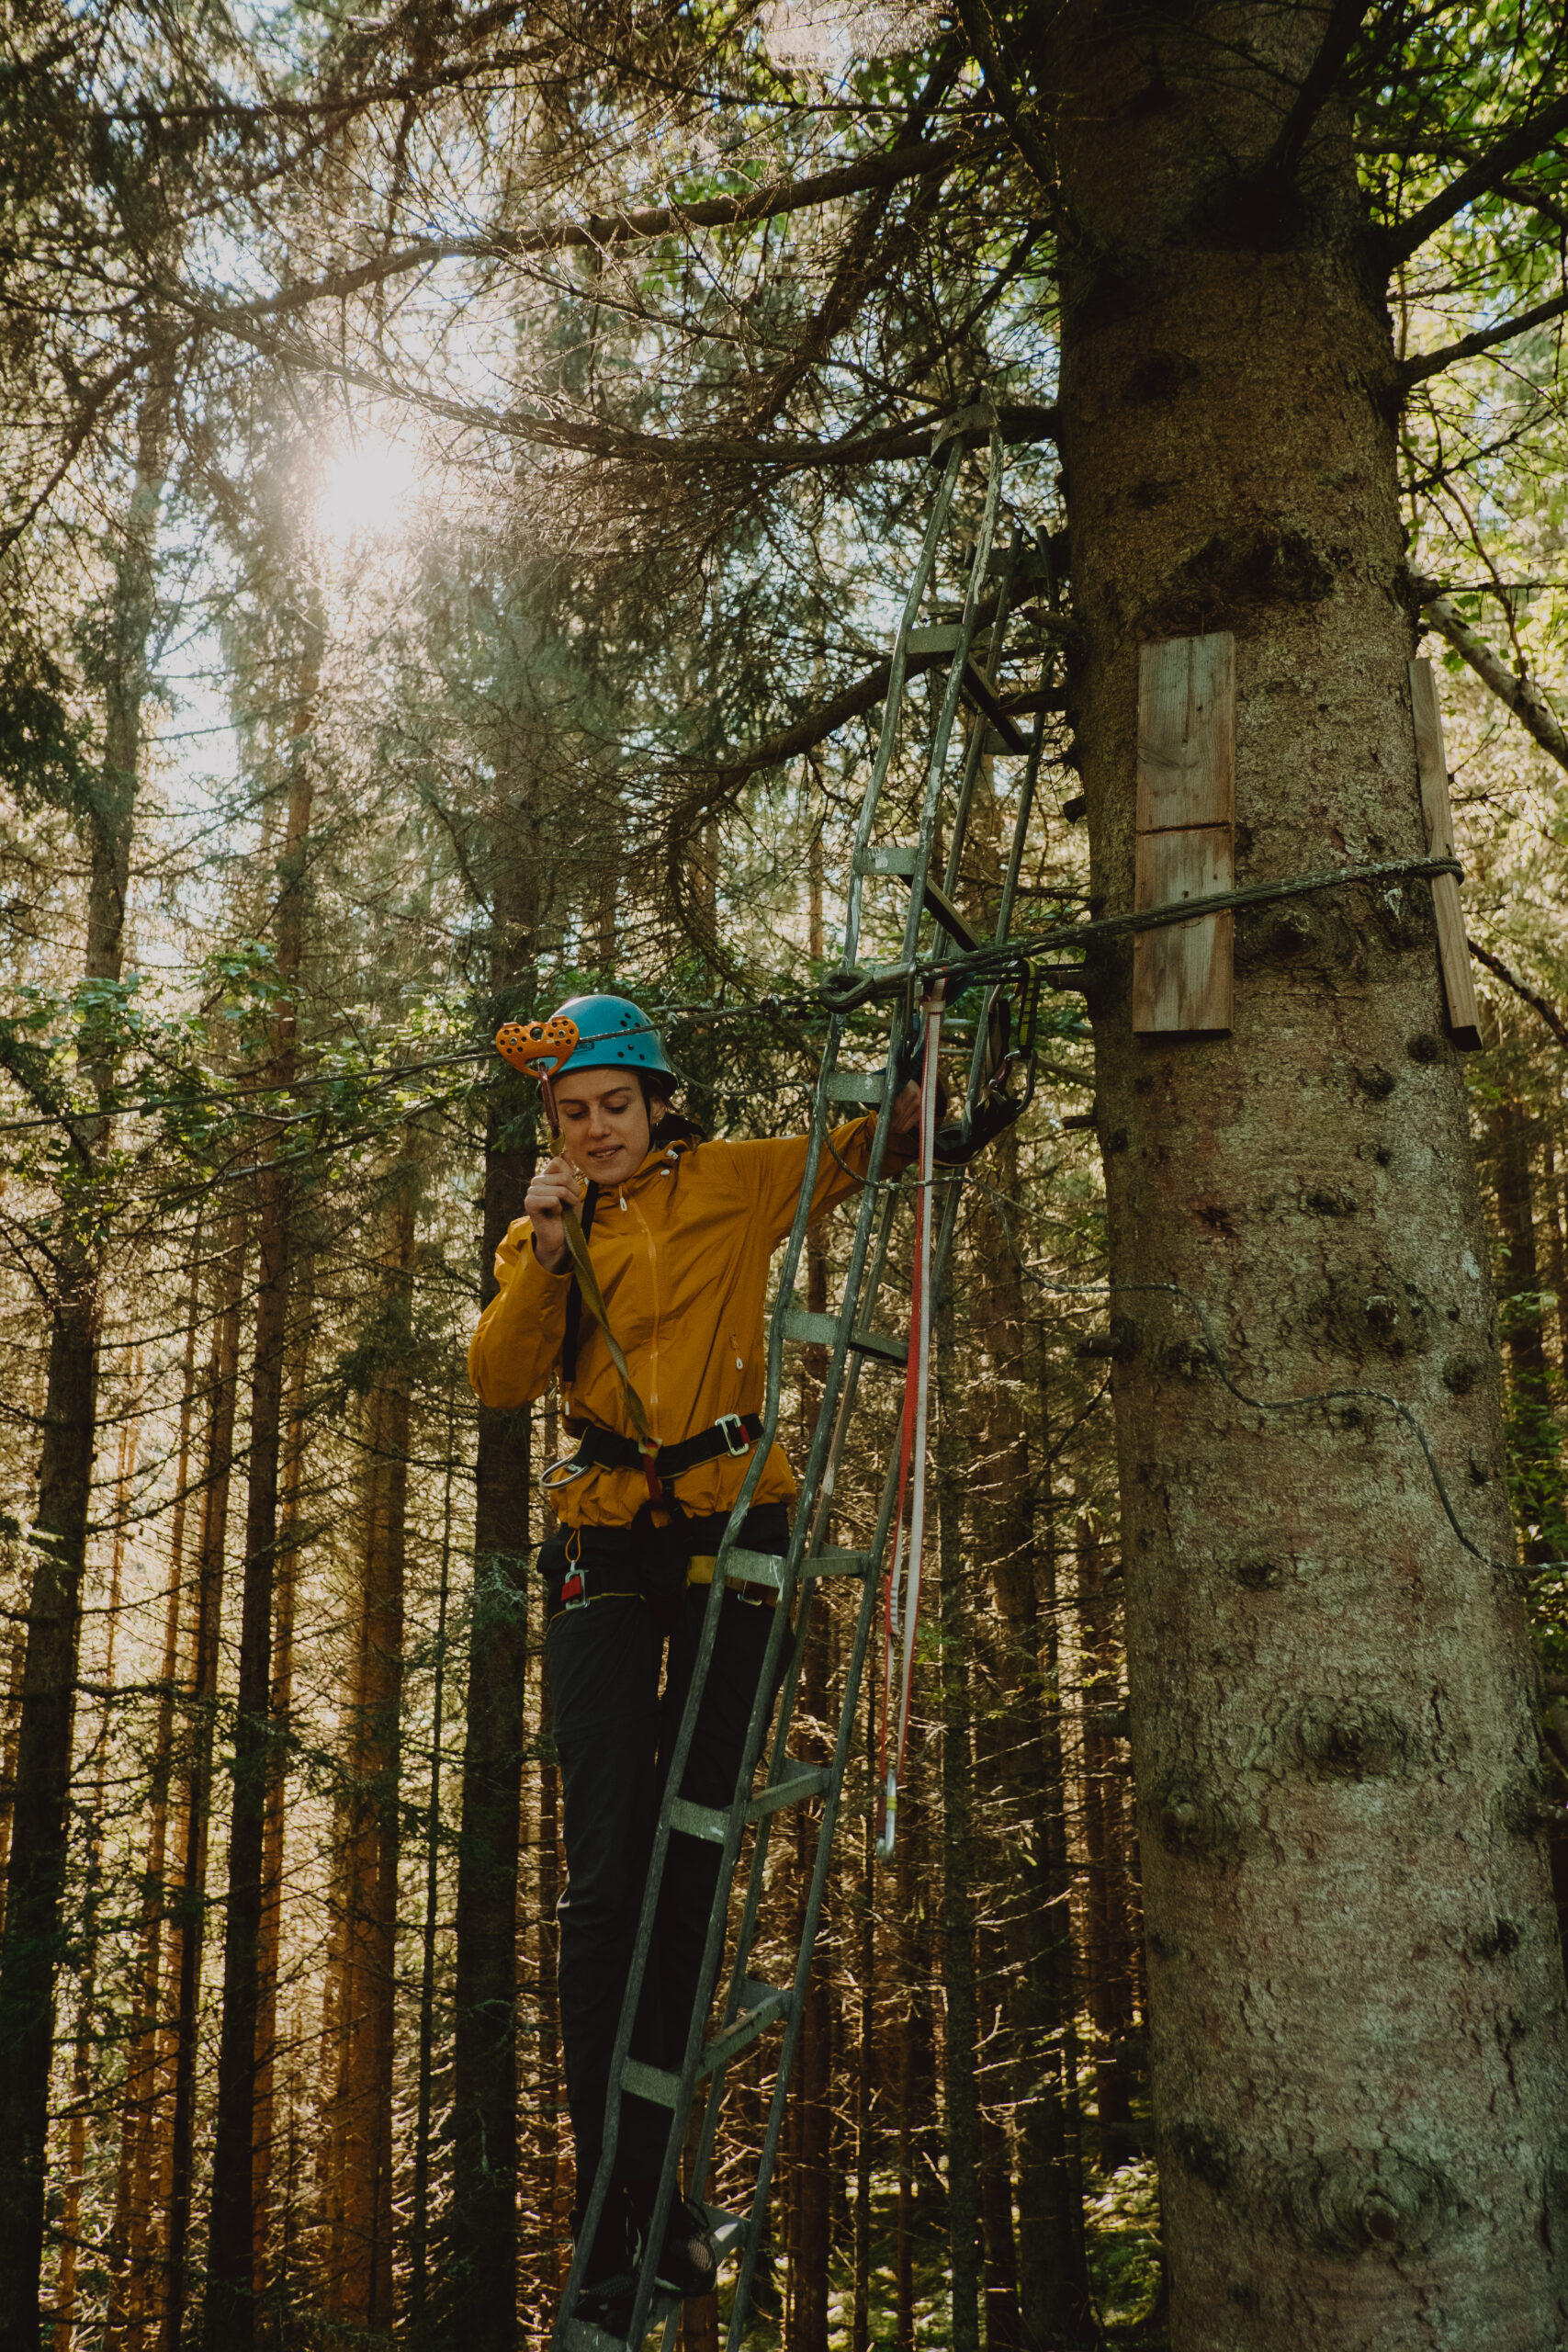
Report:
559,1410,764,1482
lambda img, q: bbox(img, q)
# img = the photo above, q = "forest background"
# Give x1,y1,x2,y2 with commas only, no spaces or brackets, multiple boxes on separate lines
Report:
2,0,1568,2347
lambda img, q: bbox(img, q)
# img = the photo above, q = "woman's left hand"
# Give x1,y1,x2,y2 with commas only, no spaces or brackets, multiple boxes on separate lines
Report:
889,1079,921,1141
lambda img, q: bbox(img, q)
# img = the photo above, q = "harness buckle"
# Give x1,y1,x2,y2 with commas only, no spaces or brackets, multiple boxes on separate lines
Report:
716,1412,751,1457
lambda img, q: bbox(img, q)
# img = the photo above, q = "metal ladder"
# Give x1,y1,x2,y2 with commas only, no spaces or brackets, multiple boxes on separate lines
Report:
555,400,1065,2352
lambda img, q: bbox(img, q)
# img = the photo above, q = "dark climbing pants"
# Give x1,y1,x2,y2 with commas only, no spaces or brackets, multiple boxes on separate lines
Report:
542,1505,787,2196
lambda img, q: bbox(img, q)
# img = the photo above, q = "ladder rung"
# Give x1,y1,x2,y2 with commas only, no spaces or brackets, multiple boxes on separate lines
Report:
670,1796,729,1843
802,1546,872,1580
749,1764,831,1821
779,1309,908,1365
856,843,919,876
724,1545,785,1592
704,2205,748,2263
704,1980,791,2075
907,622,964,655
620,2058,681,2107
849,1326,908,1367
562,2318,664,2352
779,1307,841,1349
826,1067,886,1102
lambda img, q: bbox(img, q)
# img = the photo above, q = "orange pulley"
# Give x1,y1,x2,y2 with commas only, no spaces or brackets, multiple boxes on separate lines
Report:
495,1013,579,1077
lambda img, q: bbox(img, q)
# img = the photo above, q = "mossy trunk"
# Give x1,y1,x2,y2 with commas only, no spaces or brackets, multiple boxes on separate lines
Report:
1045,5,1568,2340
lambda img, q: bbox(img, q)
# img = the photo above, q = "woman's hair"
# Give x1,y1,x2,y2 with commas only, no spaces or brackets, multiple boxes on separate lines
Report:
638,1071,706,1146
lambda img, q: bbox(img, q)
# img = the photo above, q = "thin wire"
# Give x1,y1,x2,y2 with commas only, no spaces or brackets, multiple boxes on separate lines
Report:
1018,1268,1566,1583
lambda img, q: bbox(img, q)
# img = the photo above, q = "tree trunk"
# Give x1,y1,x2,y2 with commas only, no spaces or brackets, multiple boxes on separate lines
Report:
251,1273,313,2304
0,346,174,2348
1046,9,1568,2336
56,1373,138,2351
1075,1515,1134,2148
105,1256,202,2350
322,1178,414,2329
970,1142,1094,2347
164,1210,248,2352
447,817,538,2347
204,610,319,2348
412,1392,460,2324
936,1298,981,2352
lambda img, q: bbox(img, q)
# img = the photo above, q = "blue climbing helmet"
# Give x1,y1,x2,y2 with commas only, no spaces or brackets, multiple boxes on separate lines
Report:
552,993,674,1080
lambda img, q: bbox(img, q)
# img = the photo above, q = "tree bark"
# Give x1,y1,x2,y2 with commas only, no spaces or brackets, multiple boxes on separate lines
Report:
412,1390,460,2323
1075,1514,1135,2149
105,1252,202,2351
0,345,174,2348
250,1272,313,2300
164,1211,248,2352
1045,8,1568,2336
447,805,538,2347
936,1295,982,2352
972,1142,1094,2347
322,1177,414,2329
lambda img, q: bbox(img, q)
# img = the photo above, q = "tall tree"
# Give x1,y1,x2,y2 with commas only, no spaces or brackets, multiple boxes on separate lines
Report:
1032,3,1568,2336
0,345,175,2346
446,734,541,2348
204,600,321,2346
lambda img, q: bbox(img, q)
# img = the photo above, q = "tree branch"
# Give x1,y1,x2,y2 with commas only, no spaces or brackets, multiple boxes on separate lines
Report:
1380,89,1568,266
0,350,146,562
202,133,993,326
1419,591,1568,775
1256,0,1373,189
1466,938,1568,1050
1399,286,1568,387
953,0,1055,193
175,297,1057,469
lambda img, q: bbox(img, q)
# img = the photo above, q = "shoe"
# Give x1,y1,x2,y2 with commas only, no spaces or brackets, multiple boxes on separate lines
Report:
653,2194,716,2299
569,2182,642,2332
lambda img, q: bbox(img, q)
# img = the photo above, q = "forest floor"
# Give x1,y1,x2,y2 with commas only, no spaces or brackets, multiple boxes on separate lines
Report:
715,2155,1167,2347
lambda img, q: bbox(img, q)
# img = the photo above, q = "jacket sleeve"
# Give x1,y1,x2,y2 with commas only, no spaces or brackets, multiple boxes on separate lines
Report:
730,1116,914,1246
467,1218,571,1408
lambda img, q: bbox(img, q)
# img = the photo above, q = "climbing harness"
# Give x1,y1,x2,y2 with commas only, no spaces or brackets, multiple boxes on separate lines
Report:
527,401,1069,2352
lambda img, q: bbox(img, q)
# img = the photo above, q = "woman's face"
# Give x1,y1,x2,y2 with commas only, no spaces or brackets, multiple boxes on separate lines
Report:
552,1065,653,1188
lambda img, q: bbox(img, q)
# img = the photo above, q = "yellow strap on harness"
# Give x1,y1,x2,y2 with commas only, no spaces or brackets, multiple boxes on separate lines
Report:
686,1555,778,1608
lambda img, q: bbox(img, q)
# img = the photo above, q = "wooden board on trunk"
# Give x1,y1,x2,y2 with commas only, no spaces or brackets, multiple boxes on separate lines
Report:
1409,657,1483,1051
1134,632,1235,1035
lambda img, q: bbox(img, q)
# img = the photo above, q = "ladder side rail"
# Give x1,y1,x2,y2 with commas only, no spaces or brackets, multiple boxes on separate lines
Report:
722,1534,890,2350
938,521,1021,913
991,670,1050,948
700,1374,907,2314
953,674,1051,1142
619,1545,810,2349
694,1189,899,2140
840,440,964,974
897,427,1006,970
553,1541,738,2346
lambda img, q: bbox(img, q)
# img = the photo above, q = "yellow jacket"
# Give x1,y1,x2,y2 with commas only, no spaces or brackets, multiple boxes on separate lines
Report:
468,1119,888,1528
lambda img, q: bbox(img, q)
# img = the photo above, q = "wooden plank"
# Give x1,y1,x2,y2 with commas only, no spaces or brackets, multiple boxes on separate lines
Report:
1133,828,1235,1033
1134,632,1235,1035
1136,633,1235,833
1409,658,1482,1050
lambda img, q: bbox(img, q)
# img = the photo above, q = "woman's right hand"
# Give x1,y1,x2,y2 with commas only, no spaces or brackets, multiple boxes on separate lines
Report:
525,1154,583,1273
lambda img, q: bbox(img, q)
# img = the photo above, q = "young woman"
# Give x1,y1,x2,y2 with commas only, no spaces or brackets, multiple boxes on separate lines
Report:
468,993,917,2322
